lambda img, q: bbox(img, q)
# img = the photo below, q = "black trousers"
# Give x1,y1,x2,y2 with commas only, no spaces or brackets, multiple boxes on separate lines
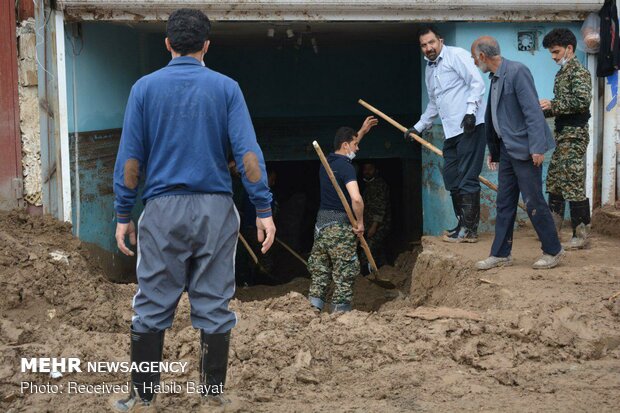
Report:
442,124,486,195
490,141,562,257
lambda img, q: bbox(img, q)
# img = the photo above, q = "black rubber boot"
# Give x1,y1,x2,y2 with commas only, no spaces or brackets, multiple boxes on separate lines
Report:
443,192,479,243
566,198,591,249
113,328,165,412
200,330,231,405
444,192,461,236
548,193,565,235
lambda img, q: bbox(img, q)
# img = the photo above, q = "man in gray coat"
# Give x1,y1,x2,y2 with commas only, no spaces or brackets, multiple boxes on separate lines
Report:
471,36,564,270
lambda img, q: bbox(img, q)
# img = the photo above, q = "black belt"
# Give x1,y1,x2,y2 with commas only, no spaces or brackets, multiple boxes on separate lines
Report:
555,113,590,132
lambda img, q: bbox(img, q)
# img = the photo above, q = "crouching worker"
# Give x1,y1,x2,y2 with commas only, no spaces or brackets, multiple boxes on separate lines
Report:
112,8,275,410
307,118,376,313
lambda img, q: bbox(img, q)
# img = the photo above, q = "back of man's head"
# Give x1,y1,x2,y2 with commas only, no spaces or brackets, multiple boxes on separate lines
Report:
166,9,211,55
333,127,357,151
542,28,577,51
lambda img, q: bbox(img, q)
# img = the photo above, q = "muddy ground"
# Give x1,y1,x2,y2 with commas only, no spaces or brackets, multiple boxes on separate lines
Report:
1,210,619,412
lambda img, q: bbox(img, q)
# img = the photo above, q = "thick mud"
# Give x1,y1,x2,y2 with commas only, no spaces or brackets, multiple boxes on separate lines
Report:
1,211,619,412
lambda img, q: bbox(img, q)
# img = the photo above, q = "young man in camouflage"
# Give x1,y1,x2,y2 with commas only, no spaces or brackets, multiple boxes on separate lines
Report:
540,28,592,249
360,162,391,274
307,117,377,313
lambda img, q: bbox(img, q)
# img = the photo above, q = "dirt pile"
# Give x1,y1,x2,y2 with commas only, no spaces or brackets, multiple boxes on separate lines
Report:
1,211,620,412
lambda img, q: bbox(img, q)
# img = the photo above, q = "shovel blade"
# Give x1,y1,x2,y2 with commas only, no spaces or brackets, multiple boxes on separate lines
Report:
368,271,396,289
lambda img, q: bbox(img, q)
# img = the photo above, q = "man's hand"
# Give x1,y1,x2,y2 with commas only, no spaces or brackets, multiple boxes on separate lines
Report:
461,114,476,134
367,222,378,238
404,126,420,141
359,116,378,136
487,155,498,171
116,221,136,256
256,216,276,254
532,153,545,167
539,99,552,112
353,221,365,237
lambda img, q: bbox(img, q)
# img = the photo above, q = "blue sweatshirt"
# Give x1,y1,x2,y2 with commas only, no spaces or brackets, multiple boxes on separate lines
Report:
114,56,272,223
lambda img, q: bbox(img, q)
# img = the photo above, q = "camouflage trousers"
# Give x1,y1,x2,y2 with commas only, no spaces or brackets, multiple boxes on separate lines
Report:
546,126,589,201
307,223,360,305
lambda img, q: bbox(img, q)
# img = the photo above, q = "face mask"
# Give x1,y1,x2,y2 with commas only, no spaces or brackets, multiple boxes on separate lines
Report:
346,152,356,160
557,50,572,66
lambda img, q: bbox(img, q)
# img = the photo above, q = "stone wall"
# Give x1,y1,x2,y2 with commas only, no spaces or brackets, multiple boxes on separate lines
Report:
17,18,42,207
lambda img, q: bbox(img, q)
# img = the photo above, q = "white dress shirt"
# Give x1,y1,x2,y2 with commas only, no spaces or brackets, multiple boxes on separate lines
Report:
414,45,486,139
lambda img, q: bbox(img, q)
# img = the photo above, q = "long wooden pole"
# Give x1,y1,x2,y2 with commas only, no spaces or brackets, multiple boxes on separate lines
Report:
358,99,527,212
238,232,259,265
276,237,307,266
312,141,379,274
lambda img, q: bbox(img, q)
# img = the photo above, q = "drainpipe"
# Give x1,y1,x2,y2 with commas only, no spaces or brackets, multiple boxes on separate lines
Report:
602,71,618,206
54,10,72,223
586,54,598,209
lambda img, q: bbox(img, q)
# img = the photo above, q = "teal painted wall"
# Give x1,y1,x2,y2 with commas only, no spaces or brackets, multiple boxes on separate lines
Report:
420,22,586,236
66,23,147,133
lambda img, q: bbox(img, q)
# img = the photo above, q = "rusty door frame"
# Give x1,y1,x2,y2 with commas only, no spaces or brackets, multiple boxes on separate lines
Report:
0,0,24,210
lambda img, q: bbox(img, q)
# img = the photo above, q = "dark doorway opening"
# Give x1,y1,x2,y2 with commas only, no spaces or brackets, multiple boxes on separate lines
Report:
234,157,421,286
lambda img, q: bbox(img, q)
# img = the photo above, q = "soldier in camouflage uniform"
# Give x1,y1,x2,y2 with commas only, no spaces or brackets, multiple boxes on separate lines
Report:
540,28,592,249
308,117,377,313
359,163,391,273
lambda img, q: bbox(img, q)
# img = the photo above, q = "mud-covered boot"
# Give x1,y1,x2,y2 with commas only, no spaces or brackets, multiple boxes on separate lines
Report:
566,199,591,250
443,192,461,236
330,302,352,313
548,193,565,238
200,330,231,406
443,192,479,243
112,329,165,412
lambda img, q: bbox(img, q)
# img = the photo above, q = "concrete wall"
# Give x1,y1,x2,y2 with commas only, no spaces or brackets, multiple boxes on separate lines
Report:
420,22,586,235
66,23,146,133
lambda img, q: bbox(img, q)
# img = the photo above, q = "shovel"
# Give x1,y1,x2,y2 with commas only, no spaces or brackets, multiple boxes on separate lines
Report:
358,99,526,212
238,232,269,276
312,141,396,290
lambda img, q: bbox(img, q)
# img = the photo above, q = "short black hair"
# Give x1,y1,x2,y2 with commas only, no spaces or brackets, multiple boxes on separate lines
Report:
166,9,211,55
542,28,577,51
333,127,357,151
417,25,442,42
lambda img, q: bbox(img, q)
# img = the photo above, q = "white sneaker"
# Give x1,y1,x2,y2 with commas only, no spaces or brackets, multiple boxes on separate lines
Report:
532,249,565,269
476,256,513,270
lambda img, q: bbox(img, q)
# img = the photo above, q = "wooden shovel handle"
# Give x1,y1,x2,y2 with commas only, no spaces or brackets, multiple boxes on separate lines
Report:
358,99,526,212
312,141,379,274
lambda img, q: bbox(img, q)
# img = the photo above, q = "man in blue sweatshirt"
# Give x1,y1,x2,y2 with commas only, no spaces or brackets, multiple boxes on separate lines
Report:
112,9,275,411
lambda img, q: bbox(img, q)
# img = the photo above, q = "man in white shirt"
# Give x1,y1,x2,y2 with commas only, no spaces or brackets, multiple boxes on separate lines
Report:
406,25,486,243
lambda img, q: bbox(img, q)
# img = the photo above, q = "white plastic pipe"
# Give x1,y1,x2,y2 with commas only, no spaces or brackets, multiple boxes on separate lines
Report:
55,10,73,223
586,54,597,208
602,72,617,206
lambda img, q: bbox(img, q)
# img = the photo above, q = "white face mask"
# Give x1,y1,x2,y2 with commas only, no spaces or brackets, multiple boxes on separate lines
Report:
557,49,573,67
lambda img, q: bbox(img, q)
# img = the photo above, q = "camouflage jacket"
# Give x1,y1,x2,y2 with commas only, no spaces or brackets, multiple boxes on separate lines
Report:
362,177,391,227
545,57,592,118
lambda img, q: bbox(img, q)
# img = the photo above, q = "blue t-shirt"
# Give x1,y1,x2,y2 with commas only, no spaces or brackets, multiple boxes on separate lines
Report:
319,153,356,212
